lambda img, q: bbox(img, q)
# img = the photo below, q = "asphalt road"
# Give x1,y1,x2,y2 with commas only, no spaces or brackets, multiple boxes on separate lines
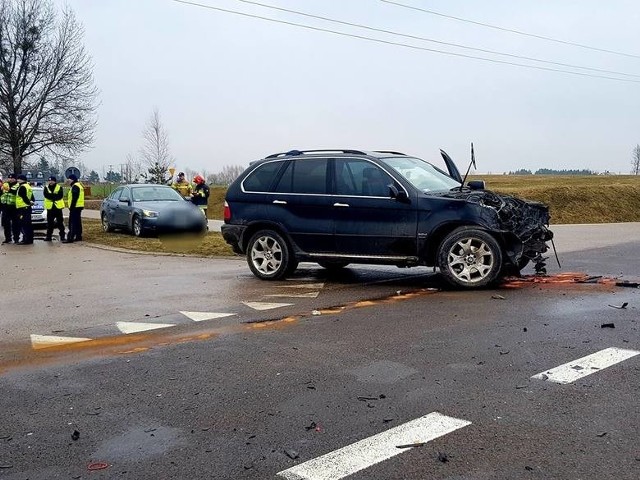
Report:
0,223,638,479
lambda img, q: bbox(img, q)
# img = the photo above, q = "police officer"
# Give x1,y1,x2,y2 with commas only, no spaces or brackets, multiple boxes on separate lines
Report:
43,175,66,242
15,174,34,245
62,174,84,243
1,173,20,244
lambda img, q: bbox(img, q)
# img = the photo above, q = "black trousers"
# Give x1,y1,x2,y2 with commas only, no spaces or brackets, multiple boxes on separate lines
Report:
1,206,20,242
68,207,83,241
17,206,33,243
46,207,65,239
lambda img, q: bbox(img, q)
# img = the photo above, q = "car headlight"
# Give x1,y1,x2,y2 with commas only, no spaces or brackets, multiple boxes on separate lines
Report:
142,209,158,218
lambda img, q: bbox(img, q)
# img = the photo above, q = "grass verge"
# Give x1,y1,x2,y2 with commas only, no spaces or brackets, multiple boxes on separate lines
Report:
83,220,236,257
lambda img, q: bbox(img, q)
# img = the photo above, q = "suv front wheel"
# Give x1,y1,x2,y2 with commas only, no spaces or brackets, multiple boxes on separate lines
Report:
247,229,294,280
437,227,502,288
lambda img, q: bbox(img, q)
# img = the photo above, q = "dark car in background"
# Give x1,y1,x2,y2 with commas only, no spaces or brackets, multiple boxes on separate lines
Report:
100,184,207,237
221,149,553,289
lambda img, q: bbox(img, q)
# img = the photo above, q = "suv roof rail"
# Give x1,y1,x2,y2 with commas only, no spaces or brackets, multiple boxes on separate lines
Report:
265,149,368,159
374,150,407,155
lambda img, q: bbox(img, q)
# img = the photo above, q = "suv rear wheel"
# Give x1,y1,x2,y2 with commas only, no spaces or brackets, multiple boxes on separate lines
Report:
247,229,293,280
437,227,502,288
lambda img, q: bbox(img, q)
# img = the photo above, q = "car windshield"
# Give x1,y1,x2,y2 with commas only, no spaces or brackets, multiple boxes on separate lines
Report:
32,189,44,201
380,156,460,192
131,186,184,202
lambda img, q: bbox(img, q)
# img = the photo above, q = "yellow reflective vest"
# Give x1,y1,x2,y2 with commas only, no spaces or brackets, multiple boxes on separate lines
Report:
44,184,65,209
67,181,85,208
15,182,33,209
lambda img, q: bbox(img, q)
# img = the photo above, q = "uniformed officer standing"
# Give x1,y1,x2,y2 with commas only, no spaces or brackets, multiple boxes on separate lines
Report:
62,174,84,243
15,174,34,245
43,175,66,242
0,173,20,244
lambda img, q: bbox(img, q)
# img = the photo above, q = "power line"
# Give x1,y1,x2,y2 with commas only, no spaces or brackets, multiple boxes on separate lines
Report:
169,0,640,84
380,0,640,60
230,0,640,79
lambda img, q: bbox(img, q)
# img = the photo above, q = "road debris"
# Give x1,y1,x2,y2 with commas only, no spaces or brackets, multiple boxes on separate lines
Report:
396,442,427,449
576,275,602,284
0,464,13,469
600,323,615,329
304,422,317,431
491,294,505,300
87,462,109,471
596,432,608,437
71,430,80,441
437,452,449,463
608,302,628,309
499,350,510,355
615,281,640,288
382,418,394,423
523,327,528,332
284,449,299,460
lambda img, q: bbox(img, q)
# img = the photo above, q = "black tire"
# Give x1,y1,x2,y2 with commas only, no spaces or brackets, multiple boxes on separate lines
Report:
437,227,503,289
317,260,350,271
101,213,114,233
246,229,293,280
131,214,144,237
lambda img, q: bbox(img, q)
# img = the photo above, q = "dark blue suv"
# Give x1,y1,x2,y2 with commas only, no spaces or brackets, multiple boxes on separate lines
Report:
221,149,553,288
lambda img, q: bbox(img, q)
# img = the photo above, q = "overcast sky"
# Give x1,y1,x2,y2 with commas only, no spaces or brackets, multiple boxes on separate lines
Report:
58,0,640,175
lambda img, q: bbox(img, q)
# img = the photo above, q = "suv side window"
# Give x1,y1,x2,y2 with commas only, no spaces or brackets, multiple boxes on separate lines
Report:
243,161,283,192
335,159,393,197
274,158,328,194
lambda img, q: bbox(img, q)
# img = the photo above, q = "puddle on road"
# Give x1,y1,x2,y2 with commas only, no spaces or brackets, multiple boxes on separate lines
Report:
0,272,629,375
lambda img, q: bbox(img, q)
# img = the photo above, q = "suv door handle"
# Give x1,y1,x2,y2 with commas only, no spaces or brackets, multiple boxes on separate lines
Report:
333,203,350,207
272,200,287,205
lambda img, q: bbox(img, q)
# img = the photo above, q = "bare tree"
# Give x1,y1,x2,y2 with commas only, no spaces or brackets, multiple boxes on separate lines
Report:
122,153,142,183
0,0,98,174
140,108,172,184
632,144,640,175
209,164,245,185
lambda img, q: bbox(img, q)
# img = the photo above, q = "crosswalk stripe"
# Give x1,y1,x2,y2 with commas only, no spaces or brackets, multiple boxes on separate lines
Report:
30,334,92,350
277,412,471,480
243,301,293,311
283,283,325,289
265,292,320,298
116,322,176,334
532,347,640,384
179,311,236,322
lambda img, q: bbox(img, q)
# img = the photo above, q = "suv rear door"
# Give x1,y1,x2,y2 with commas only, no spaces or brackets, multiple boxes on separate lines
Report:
331,158,418,257
268,157,335,253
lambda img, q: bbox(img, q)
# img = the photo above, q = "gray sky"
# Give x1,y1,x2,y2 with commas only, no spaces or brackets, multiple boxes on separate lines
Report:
60,0,640,175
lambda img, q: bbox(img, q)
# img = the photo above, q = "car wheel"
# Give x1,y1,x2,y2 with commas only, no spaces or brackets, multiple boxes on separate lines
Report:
131,214,144,237
101,213,114,233
437,227,502,289
317,260,350,270
247,229,293,280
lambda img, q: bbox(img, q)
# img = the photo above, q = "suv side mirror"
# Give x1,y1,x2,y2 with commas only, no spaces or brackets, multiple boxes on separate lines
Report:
389,185,409,203
467,180,485,190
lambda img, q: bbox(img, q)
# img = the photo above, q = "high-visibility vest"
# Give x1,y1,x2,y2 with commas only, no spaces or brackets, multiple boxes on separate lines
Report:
44,184,65,209
15,182,33,209
67,181,85,208
1,183,18,206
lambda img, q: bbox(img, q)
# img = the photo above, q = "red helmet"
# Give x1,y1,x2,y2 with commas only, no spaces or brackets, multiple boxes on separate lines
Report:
193,175,205,185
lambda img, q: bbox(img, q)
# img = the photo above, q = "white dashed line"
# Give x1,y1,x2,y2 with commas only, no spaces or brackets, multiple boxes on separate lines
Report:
277,412,471,480
243,301,294,311
179,311,236,322
116,322,176,334
265,292,320,298
30,334,92,350
532,347,640,384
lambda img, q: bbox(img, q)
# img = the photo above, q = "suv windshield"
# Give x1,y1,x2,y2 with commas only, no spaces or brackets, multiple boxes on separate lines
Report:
380,156,460,192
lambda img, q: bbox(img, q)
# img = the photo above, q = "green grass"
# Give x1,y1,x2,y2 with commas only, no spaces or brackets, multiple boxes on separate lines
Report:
83,220,236,256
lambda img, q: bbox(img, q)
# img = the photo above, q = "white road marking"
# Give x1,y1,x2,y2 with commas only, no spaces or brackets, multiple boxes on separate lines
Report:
243,301,293,311
179,311,236,322
116,322,176,334
30,334,92,350
532,347,640,384
265,292,320,298
283,283,325,289
277,412,471,480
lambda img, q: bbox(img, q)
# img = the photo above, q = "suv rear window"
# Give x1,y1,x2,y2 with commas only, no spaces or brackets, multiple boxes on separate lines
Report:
243,161,283,192
274,158,328,194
